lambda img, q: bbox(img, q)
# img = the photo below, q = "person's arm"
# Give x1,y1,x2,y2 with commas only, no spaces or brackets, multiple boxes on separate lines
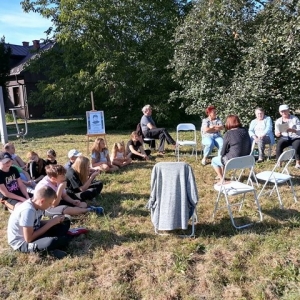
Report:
220,132,229,157
23,216,65,243
79,170,100,192
129,145,148,159
0,183,27,202
91,152,104,167
274,118,282,138
248,120,256,139
201,118,220,134
17,178,30,199
14,155,26,168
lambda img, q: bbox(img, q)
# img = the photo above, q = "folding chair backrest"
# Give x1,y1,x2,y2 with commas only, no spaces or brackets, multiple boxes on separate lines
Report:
224,155,255,173
277,148,295,164
177,123,196,132
176,123,196,141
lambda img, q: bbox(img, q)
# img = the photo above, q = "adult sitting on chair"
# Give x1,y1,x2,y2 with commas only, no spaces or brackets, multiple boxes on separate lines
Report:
140,104,176,155
201,105,224,165
211,115,251,184
249,107,275,162
275,104,300,169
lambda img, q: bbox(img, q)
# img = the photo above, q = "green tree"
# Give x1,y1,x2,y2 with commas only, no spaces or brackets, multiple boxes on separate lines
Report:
171,0,300,125
22,0,192,127
0,36,11,88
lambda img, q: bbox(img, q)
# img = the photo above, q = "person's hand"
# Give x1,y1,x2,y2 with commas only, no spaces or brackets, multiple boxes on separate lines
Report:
91,170,100,179
144,155,149,161
51,215,65,225
73,200,81,207
287,128,296,133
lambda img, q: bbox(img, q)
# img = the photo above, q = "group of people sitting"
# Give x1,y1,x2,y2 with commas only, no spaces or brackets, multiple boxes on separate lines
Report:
201,104,300,183
1,144,108,258
1,125,158,258
3,102,299,259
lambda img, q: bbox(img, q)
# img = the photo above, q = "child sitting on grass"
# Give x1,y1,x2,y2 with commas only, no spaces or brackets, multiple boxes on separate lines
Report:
91,137,119,173
27,151,47,184
7,186,71,259
111,142,132,167
66,156,103,201
46,149,57,165
35,164,104,217
0,152,31,210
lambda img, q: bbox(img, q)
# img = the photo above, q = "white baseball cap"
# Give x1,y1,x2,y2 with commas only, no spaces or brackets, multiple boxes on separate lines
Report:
279,104,289,112
68,149,82,159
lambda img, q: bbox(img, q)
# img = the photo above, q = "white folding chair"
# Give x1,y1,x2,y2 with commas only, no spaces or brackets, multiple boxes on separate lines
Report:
175,123,197,161
256,148,297,208
143,137,156,149
213,155,263,229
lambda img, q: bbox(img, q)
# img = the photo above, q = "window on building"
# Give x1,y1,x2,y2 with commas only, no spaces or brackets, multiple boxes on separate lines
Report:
13,87,20,106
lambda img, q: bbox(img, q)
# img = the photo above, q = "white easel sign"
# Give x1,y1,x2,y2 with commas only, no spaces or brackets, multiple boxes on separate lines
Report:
86,111,105,134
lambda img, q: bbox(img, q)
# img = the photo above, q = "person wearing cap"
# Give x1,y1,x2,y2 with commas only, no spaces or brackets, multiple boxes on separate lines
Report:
275,104,300,168
64,149,82,170
0,152,31,209
249,107,275,162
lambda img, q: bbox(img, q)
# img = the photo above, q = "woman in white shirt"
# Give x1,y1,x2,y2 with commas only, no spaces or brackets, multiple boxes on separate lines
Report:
274,104,300,169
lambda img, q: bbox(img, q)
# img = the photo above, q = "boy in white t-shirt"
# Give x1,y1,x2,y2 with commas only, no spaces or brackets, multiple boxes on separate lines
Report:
7,186,71,259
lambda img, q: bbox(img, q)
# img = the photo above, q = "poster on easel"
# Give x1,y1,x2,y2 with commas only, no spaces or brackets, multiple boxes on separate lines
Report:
86,111,105,134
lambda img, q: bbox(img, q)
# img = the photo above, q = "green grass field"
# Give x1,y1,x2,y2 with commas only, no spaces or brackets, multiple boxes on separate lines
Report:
1,119,300,300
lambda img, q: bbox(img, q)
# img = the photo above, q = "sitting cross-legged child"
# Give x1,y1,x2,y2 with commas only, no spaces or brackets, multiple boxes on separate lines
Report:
110,142,132,167
7,186,71,259
0,152,32,211
91,138,119,173
34,164,104,217
66,155,103,201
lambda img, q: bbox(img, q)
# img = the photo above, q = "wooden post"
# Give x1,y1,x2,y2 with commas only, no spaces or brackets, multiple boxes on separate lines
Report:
91,91,95,111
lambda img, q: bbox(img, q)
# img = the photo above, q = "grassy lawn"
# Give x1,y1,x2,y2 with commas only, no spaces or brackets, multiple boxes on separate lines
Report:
1,119,300,299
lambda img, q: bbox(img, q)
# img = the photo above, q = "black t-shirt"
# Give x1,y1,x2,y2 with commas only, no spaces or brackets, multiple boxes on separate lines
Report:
45,159,57,165
126,140,142,155
29,159,47,179
0,166,23,198
66,168,82,193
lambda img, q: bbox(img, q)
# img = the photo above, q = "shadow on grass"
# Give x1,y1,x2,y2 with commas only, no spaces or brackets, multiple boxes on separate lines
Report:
69,229,154,255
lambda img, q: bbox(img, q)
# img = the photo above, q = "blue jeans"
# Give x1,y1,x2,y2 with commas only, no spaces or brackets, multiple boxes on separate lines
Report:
211,156,223,168
202,136,223,158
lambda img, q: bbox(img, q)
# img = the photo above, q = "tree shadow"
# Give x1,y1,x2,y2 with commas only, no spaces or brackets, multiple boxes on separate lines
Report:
68,229,154,257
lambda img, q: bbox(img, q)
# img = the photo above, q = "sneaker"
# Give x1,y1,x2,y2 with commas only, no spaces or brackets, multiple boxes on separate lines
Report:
295,164,300,169
49,249,67,259
89,206,104,215
201,157,206,166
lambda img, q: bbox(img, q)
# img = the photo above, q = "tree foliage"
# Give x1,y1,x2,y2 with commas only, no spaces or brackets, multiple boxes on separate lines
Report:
0,36,11,88
171,0,300,125
21,0,192,127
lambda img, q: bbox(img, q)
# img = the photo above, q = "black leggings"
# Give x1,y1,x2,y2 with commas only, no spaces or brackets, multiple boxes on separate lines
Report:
18,220,71,253
276,138,300,160
67,181,103,201
131,149,151,160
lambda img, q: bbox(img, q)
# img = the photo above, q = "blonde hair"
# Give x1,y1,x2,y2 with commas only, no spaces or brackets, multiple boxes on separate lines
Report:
71,156,90,184
91,138,107,161
111,142,125,159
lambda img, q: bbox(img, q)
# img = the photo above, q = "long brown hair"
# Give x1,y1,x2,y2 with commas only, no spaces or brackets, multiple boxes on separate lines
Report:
91,138,107,161
71,156,90,184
